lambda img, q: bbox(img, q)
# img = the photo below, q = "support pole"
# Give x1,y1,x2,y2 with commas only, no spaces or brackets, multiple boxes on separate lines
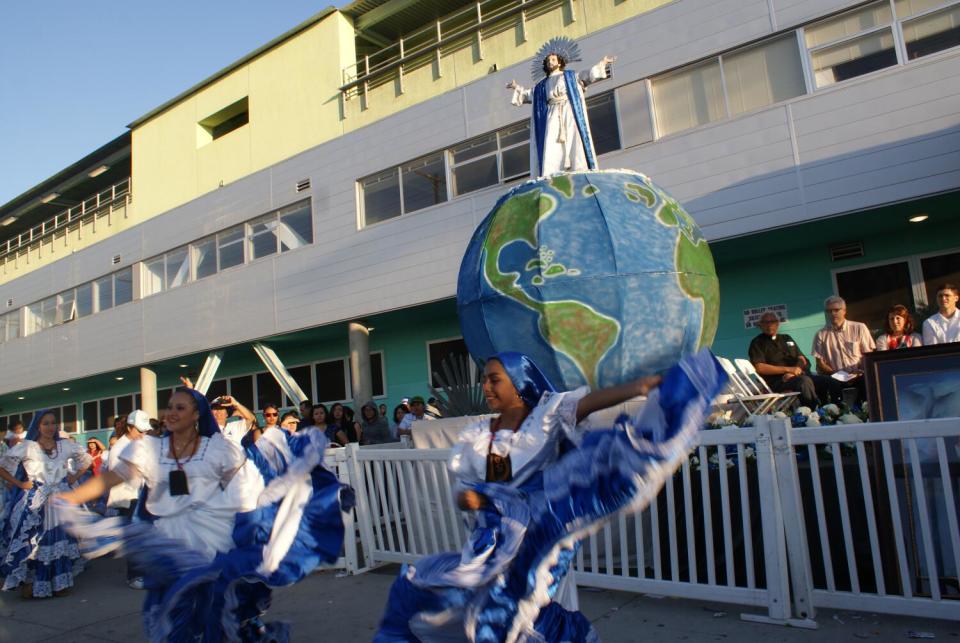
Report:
140,367,157,418
348,321,373,405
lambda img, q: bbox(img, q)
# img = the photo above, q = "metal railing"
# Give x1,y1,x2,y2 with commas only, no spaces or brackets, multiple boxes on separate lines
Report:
338,416,960,625
341,0,568,97
0,177,132,263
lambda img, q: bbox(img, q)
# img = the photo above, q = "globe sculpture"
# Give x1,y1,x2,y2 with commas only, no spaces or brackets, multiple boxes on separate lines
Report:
457,169,719,391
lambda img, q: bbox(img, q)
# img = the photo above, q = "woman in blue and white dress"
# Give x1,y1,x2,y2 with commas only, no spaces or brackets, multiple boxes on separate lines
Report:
0,409,92,598
375,349,726,642
57,387,354,642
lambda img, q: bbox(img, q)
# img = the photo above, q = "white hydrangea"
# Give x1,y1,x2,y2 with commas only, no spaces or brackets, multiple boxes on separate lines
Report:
838,413,863,424
773,411,788,419
806,415,821,426
796,406,813,416
821,404,840,417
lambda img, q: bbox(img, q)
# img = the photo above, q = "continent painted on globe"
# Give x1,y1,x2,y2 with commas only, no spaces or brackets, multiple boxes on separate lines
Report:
482,187,620,388
457,169,720,391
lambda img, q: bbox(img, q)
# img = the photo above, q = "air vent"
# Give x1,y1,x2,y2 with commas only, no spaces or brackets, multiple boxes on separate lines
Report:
830,241,864,262
295,178,311,193
6,299,12,308
112,254,121,265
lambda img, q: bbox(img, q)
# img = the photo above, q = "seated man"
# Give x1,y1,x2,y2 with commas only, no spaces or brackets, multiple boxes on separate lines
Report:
922,283,960,345
749,312,840,407
812,296,876,403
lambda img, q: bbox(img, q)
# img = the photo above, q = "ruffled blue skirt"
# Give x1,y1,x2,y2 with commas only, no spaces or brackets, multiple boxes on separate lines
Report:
376,350,727,642
57,429,354,642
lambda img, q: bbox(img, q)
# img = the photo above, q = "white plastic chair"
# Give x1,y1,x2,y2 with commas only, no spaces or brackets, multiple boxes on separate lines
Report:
716,356,783,419
734,358,800,413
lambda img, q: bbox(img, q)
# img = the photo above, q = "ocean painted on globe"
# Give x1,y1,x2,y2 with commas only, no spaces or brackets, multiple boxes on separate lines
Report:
457,169,719,390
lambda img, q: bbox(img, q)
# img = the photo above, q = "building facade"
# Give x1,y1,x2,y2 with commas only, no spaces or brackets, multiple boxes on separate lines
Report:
1,0,958,437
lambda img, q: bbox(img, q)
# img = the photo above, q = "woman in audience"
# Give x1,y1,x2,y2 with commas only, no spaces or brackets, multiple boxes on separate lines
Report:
260,403,280,431
360,401,392,445
312,403,346,446
343,406,363,443
876,304,923,350
327,403,354,446
391,404,409,439
0,410,92,598
279,411,300,433
86,438,106,477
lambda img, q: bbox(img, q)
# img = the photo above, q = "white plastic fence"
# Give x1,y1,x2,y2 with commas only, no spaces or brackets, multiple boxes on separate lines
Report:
329,417,960,625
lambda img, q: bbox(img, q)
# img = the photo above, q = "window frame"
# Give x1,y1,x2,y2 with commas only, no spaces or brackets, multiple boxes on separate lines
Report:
425,336,477,389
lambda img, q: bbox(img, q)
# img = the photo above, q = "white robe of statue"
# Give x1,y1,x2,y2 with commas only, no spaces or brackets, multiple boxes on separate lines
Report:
511,61,610,178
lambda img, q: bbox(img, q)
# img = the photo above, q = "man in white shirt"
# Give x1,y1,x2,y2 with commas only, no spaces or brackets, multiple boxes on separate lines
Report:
922,283,960,345
397,396,436,438
210,395,256,444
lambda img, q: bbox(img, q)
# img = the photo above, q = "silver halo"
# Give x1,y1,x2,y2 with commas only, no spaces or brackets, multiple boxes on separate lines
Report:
530,36,582,81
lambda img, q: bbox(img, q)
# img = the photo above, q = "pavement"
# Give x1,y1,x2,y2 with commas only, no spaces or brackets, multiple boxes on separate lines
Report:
1,558,958,642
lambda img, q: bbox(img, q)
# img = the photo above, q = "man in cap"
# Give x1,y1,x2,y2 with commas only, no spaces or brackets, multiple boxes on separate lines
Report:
397,396,436,438
107,409,151,588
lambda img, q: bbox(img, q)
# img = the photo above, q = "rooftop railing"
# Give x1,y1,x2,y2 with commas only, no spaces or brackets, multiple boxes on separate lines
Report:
340,0,567,97
0,177,131,263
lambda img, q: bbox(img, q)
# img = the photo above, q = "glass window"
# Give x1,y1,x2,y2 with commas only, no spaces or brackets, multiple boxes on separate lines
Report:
207,379,228,401
114,267,133,305
499,122,530,181
82,401,98,431
616,80,654,148
4,312,18,341
76,282,93,318
116,395,133,418
836,261,915,332
810,29,897,87
652,59,725,137
723,35,806,116
61,404,77,433
586,91,621,155
452,133,499,195
99,397,116,429
193,237,217,280
315,359,347,403
248,215,278,260
95,275,113,312
229,375,254,408
218,226,244,271
361,168,401,226
256,372,283,410
921,251,960,306
166,247,190,289
40,296,58,329
57,290,76,324
27,303,42,333
143,257,165,296
287,365,313,406
428,338,472,388
157,388,173,414
805,2,893,47
402,154,448,214
900,3,960,59
278,201,312,252
371,352,385,398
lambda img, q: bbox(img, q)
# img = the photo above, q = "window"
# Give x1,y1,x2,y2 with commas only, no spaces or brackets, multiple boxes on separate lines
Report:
653,60,725,137
315,359,348,403
198,97,249,146
499,122,531,181
207,379,228,401
359,168,401,225
346,351,387,399
218,226,245,270
0,311,18,342
278,201,312,252
116,395,133,419
95,275,113,312
114,267,133,305
287,365,314,406
144,257,165,296
76,283,93,318
99,398,116,430
401,153,447,214
248,215,278,260
805,1,897,88
61,405,77,433
257,372,283,410
166,247,190,290
452,134,499,195
586,92,621,155
229,376,254,409
616,80,654,148
723,34,806,116
920,250,960,305
836,261,915,331
56,290,75,324
83,401,98,431
427,338,473,388
897,0,960,59
193,237,217,280
40,296,57,329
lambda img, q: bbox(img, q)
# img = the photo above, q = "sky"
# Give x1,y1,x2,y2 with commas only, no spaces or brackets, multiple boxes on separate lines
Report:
0,1,346,206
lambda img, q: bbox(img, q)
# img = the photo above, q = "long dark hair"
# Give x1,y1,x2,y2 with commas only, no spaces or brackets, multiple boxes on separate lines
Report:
542,52,567,75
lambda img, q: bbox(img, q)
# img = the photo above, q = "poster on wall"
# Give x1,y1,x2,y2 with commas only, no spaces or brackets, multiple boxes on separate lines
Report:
742,304,788,329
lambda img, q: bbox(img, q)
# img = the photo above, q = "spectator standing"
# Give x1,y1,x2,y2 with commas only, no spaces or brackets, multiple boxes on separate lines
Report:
398,396,435,438
392,404,409,440
360,401,393,445
922,283,960,345
261,403,280,431
876,305,923,350
210,395,256,445
812,295,876,402
7,421,25,448
107,410,150,588
312,404,346,446
85,439,106,477
748,312,838,407
328,403,358,444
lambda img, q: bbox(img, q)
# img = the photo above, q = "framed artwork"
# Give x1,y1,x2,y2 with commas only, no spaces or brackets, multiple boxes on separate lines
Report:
863,343,960,422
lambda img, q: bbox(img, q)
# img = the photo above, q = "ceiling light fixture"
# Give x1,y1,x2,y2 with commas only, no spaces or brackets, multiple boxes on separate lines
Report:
62,387,70,391
908,214,929,223
88,165,110,178
17,396,25,400
1,217,16,226
179,364,189,368
40,192,60,204
115,376,124,381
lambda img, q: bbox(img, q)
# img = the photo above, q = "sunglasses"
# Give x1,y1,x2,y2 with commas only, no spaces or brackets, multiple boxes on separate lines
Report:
264,412,278,417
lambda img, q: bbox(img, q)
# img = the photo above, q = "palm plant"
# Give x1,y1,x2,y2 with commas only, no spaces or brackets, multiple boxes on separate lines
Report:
428,354,488,417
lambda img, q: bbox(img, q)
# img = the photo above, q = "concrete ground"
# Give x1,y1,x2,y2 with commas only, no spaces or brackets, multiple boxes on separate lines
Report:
1,558,957,642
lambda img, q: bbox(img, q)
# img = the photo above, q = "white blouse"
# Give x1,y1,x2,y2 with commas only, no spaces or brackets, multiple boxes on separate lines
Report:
114,433,247,559
0,439,92,487
449,388,588,484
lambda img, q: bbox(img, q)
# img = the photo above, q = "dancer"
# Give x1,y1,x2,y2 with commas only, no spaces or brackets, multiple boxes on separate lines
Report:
375,349,726,642
507,37,615,178
0,409,92,598
57,387,354,641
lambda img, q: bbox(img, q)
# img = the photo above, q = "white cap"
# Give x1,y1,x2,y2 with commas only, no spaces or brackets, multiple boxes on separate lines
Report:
127,410,152,433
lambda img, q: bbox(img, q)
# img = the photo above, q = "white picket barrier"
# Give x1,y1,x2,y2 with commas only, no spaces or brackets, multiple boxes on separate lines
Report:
332,416,960,625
